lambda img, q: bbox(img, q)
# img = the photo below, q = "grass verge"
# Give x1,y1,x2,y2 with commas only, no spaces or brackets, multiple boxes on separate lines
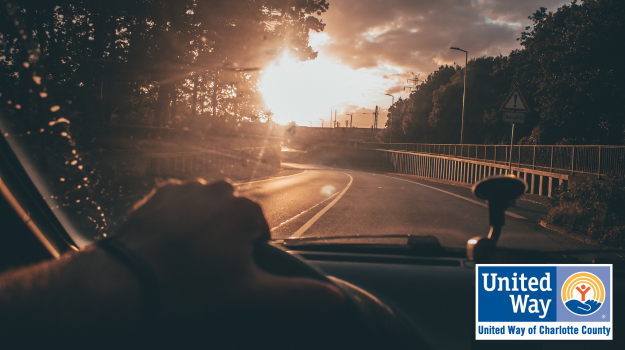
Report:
547,175,625,246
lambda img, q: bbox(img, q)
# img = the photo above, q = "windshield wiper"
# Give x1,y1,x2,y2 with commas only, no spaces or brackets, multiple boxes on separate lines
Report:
274,234,452,257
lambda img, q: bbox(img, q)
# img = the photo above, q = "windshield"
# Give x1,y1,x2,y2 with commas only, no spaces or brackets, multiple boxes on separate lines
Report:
1,0,623,254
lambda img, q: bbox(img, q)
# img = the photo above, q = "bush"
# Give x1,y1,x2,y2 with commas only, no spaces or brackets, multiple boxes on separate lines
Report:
547,175,625,246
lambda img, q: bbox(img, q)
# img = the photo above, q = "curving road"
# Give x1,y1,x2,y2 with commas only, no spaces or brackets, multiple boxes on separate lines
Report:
236,163,594,251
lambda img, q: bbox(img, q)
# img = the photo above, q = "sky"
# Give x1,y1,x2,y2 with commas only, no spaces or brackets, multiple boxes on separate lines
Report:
260,0,570,127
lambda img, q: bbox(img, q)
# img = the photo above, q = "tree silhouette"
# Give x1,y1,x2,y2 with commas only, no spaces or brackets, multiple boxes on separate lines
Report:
0,0,330,130
381,0,624,146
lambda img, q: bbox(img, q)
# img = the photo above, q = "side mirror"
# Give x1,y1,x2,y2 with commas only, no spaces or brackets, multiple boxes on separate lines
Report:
466,175,527,262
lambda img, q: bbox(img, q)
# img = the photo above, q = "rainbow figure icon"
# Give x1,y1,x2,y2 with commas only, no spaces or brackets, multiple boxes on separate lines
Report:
561,272,605,316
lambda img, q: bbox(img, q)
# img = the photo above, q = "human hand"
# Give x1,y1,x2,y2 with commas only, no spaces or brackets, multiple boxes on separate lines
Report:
116,179,344,318
565,299,602,315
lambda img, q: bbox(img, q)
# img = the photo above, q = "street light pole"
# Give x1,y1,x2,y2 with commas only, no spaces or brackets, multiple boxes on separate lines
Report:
450,47,468,144
319,118,324,128
385,94,394,143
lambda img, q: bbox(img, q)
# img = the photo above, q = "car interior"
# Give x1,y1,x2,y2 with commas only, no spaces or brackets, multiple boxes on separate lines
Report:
1,130,623,350
1,1,623,349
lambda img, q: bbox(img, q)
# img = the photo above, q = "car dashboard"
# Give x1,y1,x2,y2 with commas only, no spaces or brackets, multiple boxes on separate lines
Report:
282,245,624,350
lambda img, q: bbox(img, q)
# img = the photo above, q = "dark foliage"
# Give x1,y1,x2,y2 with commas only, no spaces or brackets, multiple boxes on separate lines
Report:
379,0,625,146
548,174,625,245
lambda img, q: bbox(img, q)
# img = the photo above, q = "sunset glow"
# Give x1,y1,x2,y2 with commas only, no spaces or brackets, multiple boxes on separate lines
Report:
260,49,404,127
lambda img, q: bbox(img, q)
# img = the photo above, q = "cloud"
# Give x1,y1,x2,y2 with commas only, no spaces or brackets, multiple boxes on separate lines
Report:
316,0,569,75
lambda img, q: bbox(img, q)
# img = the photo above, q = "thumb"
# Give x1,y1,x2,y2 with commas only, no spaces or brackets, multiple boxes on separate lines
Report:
247,270,346,312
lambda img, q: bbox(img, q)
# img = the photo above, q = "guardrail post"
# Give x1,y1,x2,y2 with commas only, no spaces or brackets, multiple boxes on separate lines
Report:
597,146,602,178
523,171,528,191
494,145,497,164
548,177,553,197
550,146,554,172
505,145,508,164
571,146,575,174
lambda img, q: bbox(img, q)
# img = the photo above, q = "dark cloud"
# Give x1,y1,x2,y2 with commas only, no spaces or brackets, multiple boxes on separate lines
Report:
318,0,569,74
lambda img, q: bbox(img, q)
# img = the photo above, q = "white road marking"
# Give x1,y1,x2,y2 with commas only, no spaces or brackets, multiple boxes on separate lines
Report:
270,191,340,231
377,174,527,220
235,170,307,185
289,172,354,238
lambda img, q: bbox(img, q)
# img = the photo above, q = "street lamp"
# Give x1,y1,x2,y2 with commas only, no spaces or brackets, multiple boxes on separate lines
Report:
450,47,468,144
385,93,394,143
319,118,324,128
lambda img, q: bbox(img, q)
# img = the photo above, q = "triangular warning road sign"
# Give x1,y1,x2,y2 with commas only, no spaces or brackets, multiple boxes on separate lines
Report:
500,87,530,112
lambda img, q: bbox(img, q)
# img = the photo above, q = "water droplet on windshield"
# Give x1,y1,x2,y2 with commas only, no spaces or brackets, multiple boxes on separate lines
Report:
48,118,70,126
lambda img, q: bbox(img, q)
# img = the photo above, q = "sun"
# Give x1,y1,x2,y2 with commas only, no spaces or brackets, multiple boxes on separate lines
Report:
259,51,387,127
259,52,338,126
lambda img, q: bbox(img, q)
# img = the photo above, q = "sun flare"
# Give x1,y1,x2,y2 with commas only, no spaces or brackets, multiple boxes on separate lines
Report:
260,51,399,127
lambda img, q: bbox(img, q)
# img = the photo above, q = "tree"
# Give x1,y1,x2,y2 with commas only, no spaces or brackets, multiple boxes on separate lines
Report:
0,0,330,130
510,0,625,145
383,0,625,146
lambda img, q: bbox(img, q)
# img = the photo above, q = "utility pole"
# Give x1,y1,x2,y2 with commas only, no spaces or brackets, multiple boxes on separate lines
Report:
405,72,419,92
374,106,379,130
345,113,353,128
450,47,468,144
385,94,394,143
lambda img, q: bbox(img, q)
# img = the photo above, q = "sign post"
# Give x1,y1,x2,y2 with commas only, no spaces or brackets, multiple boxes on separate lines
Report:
500,87,530,173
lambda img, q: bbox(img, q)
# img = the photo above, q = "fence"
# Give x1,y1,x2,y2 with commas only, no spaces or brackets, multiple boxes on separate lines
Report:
357,143,625,177
312,146,579,198
144,147,280,180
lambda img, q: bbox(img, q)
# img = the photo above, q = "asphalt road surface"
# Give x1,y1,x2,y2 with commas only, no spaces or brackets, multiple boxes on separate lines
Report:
236,163,594,251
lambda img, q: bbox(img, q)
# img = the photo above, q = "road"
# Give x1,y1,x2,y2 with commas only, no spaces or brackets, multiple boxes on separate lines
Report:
236,163,594,251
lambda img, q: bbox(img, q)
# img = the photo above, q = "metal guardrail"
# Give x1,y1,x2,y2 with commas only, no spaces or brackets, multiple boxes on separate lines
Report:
313,146,569,197
145,148,280,180
357,143,625,176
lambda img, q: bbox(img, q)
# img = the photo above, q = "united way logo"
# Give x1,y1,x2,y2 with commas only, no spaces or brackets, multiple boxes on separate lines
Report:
476,264,612,340
561,272,605,316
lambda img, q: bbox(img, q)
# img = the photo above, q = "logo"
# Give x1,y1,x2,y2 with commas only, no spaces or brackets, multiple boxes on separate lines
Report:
561,272,605,316
475,264,612,341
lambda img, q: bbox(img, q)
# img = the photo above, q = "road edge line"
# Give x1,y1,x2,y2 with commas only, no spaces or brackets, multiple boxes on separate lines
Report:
289,172,354,238
378,174,526,220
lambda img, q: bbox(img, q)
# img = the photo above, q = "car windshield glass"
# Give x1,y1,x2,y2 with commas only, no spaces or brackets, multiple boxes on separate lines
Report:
1,0,623,253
